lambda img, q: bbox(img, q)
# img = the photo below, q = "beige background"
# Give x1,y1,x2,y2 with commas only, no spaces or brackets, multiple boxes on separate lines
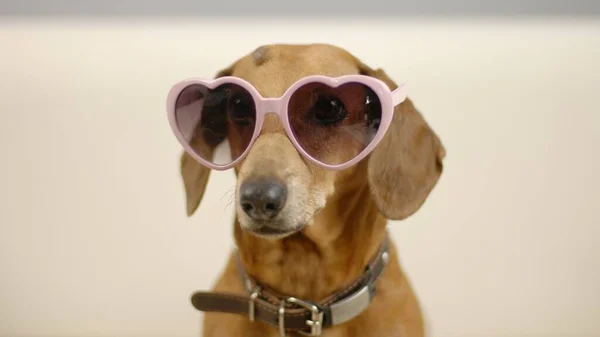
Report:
0,18,599,337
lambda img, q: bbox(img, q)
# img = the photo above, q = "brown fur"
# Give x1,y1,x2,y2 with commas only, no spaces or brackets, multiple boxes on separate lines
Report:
179,44,446,337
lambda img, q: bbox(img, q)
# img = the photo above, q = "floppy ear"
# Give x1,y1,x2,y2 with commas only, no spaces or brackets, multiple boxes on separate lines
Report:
179,65,235,216
180,150,211,216
361,65,446,220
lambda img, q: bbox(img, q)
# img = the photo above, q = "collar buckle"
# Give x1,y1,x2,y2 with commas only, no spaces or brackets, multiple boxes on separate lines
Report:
285,297,324,336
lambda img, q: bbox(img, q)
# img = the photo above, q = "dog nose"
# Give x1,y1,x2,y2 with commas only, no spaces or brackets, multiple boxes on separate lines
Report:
239,178,288,220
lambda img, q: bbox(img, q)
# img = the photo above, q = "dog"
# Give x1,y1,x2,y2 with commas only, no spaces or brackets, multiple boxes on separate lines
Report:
173,44,445,337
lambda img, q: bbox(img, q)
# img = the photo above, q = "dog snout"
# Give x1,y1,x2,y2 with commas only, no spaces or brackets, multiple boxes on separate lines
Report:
239,177,288,220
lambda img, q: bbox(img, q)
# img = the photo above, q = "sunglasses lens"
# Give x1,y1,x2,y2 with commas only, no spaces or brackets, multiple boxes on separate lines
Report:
174,83,256,166
287,82,382,166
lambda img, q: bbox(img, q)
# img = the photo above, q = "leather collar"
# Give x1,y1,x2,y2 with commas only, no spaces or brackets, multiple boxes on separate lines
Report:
190,234,390,336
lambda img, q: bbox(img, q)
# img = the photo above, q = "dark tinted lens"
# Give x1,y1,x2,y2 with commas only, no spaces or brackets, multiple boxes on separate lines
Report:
175,83,256,165
288,82,382,165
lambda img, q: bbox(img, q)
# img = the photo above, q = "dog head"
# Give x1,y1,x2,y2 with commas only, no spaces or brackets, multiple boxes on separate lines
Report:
179,44,445,240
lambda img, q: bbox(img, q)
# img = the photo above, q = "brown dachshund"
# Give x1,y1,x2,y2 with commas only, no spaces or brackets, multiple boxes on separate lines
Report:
175,44,445,337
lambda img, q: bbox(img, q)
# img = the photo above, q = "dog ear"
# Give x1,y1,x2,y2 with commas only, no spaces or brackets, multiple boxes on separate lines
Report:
179,65,235,216
359,64,446,220
180,150,211,216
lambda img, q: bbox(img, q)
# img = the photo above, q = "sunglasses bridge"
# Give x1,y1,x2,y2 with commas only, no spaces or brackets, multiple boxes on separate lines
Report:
260,98,284,116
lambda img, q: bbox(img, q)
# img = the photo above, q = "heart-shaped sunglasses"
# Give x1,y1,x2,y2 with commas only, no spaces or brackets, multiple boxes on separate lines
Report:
167,75,406,171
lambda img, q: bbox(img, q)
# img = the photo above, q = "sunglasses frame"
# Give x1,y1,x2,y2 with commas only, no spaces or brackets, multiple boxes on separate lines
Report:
167,75,407,171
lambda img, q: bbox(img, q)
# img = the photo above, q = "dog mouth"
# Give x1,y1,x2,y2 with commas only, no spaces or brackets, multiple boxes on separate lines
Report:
245,222,304,239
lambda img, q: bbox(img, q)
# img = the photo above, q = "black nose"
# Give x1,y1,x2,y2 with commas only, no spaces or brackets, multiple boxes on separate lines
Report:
239,177,288,220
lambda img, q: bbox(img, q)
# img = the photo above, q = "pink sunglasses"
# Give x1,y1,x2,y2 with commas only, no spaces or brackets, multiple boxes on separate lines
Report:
167,75,407,171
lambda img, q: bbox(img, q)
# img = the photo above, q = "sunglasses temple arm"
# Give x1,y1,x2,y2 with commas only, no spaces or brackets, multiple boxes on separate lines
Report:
392,84,408,106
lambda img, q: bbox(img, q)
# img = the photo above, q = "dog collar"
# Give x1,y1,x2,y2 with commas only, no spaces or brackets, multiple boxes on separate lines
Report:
190,234,390,336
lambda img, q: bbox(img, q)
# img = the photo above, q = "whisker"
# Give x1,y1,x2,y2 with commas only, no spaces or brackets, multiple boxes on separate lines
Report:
220,187,236,203
220,186,237,217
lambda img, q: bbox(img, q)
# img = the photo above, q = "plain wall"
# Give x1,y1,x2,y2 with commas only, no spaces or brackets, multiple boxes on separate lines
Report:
0,18,599,337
